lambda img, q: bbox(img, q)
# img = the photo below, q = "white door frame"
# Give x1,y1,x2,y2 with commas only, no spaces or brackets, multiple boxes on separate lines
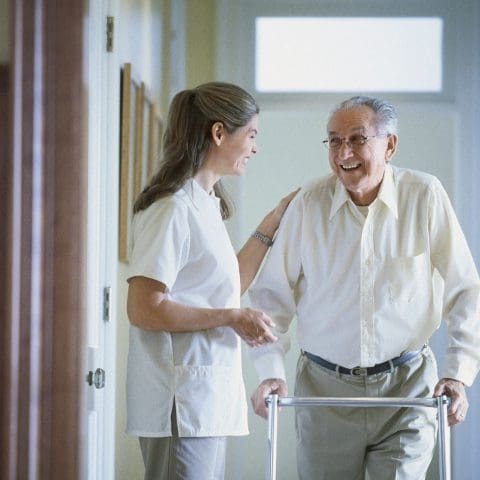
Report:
85,1,119,479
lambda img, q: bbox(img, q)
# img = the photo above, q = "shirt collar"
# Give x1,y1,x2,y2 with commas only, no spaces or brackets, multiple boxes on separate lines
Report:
376,164,398,218
329,177,351,220
329,164,398,220
183,178,221,213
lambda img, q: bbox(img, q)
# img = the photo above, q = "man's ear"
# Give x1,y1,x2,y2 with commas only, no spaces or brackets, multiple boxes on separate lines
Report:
211,122,225,146
385,134,398,162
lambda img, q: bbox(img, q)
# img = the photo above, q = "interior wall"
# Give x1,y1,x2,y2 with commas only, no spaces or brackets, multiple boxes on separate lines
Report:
114,1,165,479
185,0,215,87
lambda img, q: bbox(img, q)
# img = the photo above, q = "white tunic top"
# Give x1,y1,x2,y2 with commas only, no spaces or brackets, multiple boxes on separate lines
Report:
126,179,248,437
249,165,480,386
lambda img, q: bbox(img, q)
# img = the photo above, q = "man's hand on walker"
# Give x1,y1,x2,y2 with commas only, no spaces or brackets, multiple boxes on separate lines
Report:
434,377,468,426
251,378,288,419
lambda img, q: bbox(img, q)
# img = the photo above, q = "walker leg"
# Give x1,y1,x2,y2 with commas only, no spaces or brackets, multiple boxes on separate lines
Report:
437,395,451,480
266,394,279,480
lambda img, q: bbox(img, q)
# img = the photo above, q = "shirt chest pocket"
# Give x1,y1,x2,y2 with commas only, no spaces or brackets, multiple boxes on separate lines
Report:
383,252,432,308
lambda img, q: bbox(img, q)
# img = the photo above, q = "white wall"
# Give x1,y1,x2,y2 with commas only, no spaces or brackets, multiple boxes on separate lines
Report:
114,1,165,479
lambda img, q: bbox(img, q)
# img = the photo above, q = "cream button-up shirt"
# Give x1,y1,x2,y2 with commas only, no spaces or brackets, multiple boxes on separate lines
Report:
249,165,480,386
126,179,248,437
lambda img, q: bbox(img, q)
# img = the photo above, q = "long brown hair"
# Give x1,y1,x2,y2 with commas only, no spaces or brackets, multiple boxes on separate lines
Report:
133,82,259,219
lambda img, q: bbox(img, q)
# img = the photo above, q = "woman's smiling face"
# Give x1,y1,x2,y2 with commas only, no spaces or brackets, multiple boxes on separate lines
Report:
216,115,259,177
327,106,397,205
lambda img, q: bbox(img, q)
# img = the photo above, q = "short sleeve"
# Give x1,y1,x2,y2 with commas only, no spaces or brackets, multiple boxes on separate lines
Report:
127,199,189,290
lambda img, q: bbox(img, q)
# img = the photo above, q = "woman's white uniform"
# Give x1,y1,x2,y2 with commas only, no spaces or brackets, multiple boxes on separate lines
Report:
126,179,248,438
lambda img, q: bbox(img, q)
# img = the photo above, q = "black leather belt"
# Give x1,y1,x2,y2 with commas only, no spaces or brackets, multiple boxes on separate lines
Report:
303,348,423,376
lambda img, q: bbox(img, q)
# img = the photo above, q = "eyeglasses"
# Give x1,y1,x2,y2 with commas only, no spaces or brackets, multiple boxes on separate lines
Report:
322,133,389,150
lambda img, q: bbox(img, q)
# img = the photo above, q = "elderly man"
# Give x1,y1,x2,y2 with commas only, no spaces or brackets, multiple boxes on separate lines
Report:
250,96,480,479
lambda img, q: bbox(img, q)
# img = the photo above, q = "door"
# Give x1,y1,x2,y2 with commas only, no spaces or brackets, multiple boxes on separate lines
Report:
85,1,118,479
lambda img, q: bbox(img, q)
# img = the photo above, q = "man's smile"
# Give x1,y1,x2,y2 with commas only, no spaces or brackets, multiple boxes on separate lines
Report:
340,162,361,171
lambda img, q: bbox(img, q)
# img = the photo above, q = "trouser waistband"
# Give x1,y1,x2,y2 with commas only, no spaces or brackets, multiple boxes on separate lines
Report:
302,347,425,376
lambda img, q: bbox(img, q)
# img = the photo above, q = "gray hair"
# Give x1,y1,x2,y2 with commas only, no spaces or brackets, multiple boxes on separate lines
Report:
328,96,398,135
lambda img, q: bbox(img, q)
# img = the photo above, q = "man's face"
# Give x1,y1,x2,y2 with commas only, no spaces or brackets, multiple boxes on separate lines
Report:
327,106,397,205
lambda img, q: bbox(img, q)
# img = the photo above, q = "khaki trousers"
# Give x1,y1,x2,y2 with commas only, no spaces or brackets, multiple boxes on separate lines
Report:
295,346,438,480
139,405,226,480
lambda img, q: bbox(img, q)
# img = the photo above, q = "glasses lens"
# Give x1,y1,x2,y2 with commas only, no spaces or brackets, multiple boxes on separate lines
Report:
349,134,367,147
328,137,341,149
324,135,372,150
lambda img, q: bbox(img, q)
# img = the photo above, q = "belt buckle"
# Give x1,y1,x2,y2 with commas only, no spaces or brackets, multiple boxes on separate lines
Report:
351,367,368,376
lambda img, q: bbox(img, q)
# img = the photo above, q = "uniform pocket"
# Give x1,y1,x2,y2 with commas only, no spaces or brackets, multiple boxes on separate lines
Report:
174,365,247,436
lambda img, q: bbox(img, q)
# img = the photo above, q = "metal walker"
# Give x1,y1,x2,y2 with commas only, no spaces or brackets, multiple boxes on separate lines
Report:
265,394,451,480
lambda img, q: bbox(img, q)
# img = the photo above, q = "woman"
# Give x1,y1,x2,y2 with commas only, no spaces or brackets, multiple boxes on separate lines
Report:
126,82,296,480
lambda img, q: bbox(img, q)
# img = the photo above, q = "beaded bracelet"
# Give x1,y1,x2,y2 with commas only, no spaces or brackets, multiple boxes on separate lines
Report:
251,230,274,247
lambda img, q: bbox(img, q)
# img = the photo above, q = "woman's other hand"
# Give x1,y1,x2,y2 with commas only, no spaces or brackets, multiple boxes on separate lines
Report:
270,188,301,227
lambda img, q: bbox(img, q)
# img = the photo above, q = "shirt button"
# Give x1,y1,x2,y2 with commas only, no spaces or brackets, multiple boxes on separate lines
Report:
365,259,371,266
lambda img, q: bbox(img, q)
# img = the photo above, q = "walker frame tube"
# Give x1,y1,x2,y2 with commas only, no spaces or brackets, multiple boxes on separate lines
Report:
265,394,451,480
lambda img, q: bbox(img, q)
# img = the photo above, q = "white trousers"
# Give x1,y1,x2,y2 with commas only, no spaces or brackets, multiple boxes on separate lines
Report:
294,346,438,480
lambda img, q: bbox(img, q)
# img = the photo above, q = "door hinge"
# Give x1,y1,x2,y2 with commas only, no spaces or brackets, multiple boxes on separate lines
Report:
103,286,112,322
106,16,114,52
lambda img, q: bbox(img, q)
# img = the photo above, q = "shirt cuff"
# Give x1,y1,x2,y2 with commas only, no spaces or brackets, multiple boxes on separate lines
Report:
251,351,287,383
443,353,479,386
